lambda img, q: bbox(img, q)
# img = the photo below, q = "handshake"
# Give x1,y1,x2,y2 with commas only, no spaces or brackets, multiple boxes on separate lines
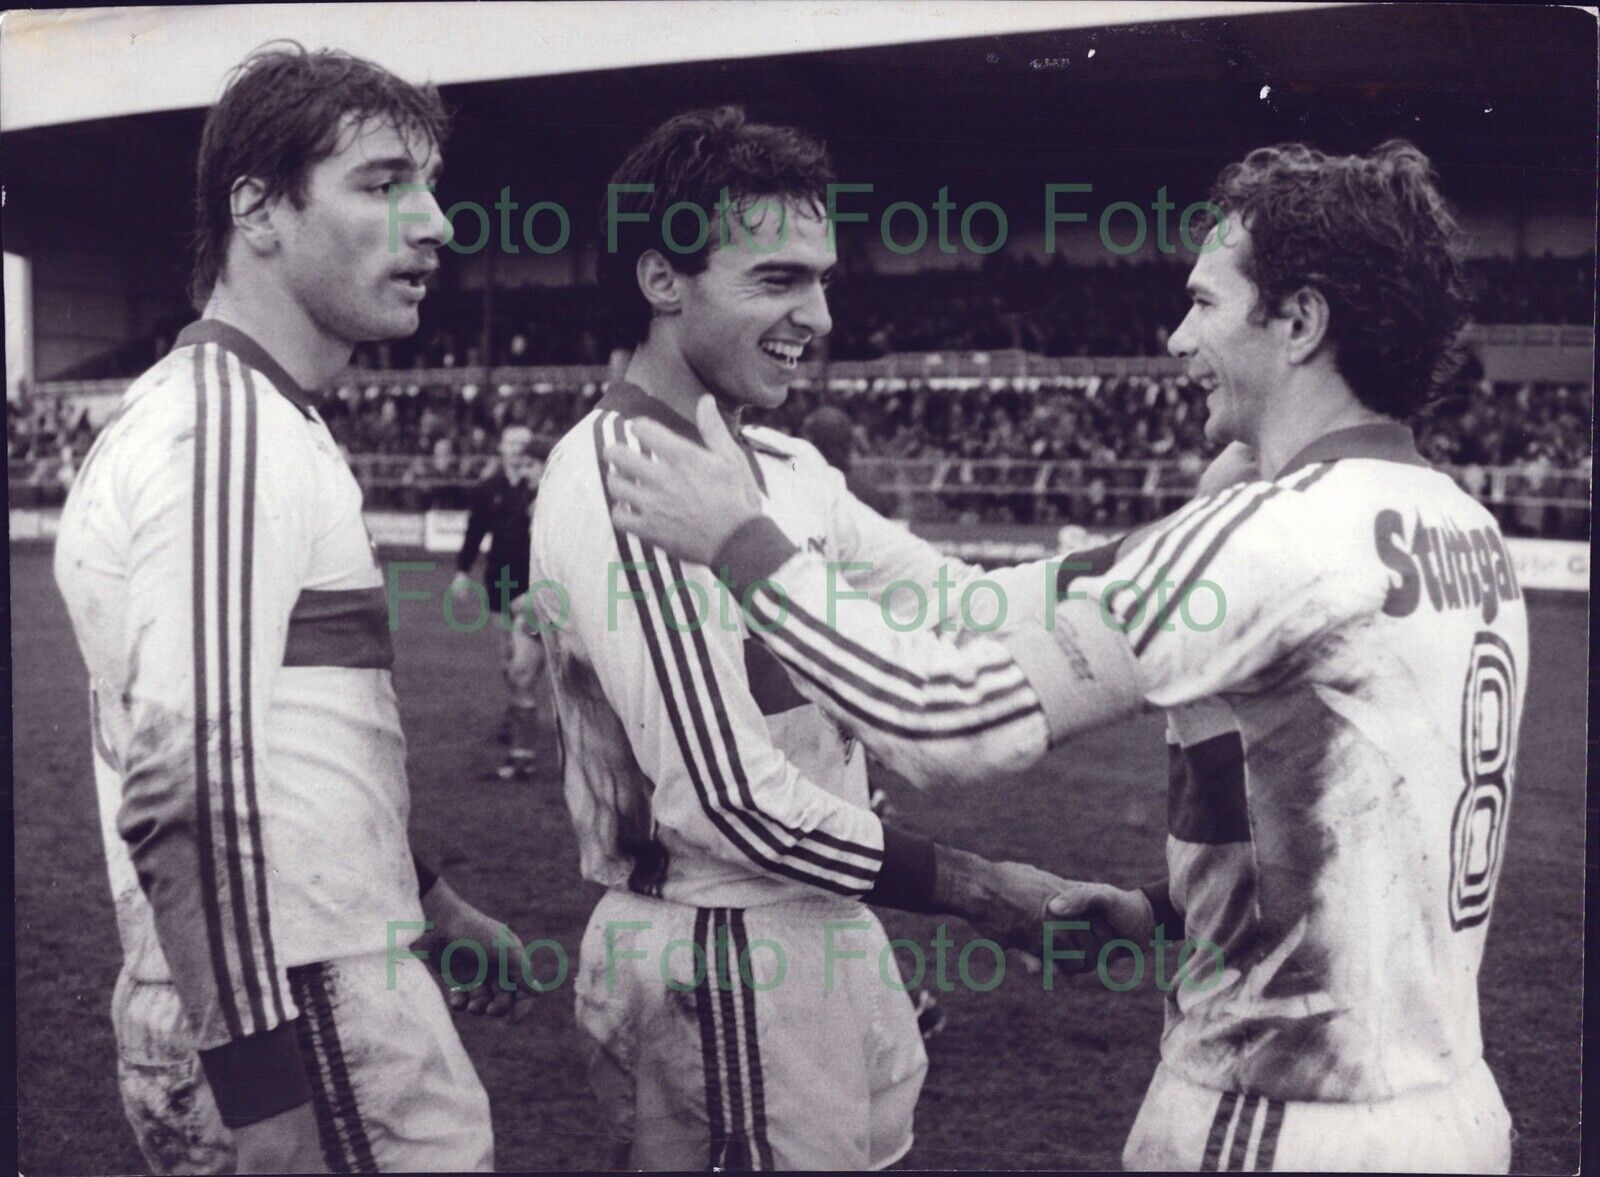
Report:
930,844,1161,977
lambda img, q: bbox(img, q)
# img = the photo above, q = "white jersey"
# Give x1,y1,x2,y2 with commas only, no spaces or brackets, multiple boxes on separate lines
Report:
715,422,1528,1103
531,382,1034,908
55,320,423,1059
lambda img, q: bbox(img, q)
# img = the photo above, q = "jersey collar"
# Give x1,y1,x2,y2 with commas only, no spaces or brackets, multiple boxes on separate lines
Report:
598,380,769,492
1276,421,1429,478
173,320,317,419
597,381,699,442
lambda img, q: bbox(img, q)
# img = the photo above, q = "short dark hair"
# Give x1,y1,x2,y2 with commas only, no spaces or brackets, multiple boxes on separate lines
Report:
597,105,836,344
191,43,448,308
1204,140,1471,419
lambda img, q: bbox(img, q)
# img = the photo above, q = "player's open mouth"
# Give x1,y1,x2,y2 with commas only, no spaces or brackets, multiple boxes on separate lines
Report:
759,340,805,370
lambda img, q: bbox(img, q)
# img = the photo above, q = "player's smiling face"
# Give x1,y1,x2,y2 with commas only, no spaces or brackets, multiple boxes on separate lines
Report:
673,196,835,410
278,114,447,347
1168,224,1283,447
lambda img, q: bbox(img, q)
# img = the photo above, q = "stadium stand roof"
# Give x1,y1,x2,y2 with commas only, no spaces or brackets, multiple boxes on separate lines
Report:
1,1,1327,131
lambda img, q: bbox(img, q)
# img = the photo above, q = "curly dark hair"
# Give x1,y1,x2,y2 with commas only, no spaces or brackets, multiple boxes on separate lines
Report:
191,42,448,308
1202,140,1472,419
598,106,836,344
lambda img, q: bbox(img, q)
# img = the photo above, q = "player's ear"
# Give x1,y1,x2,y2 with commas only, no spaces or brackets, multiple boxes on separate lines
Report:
1280,285,1330,365
228,175,281,257
636,250,684,318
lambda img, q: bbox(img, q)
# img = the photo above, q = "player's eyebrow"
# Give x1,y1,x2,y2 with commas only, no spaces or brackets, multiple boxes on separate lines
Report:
353,155,443,184
749,261,832,280
1186,278,1216,299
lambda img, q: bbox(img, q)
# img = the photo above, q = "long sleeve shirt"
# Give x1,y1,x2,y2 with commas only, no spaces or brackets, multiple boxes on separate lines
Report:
711,422,1529,1103
54,320,423,1125
529,383,1049,909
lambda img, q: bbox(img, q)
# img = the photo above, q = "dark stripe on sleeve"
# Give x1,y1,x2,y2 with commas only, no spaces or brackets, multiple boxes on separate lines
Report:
1104,489,1240,623
213,347,269,1036
1167,734,1250,845
648,546,879,879
191,343,242,1040
283,588,397,669
237,372,289,1026
752,614,1042,743
1054,537,1124,596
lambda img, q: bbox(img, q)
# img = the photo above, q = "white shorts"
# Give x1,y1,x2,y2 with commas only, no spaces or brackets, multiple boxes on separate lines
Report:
575,889,928,1171
1122,1058,1512,1172
111,954,493,1172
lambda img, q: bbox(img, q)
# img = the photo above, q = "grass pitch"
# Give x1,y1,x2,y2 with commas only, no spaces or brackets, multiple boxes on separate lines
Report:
12,549,1585,1172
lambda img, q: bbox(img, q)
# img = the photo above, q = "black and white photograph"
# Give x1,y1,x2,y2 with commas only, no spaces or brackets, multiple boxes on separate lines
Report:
3,2,1594,1172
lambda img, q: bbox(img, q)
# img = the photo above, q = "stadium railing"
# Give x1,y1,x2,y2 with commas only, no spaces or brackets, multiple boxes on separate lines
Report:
21,322,1595,404
10,455,1588,537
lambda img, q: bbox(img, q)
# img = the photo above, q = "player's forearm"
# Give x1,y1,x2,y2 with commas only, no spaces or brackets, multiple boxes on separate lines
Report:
713,517,1054,791
870,841,1072,954
119,753,311,1126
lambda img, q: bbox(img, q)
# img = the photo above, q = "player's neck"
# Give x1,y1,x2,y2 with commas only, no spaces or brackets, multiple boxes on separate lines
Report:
1257,374,1391,478
203,281,354,394
622,338,743,434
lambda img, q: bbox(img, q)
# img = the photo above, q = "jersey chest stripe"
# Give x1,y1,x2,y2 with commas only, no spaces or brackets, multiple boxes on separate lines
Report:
1133,463,1334,655
600,414,874,892
211,345,270,1036
189,343,243,1041
1109,488,1240,620
1115,482,1260,628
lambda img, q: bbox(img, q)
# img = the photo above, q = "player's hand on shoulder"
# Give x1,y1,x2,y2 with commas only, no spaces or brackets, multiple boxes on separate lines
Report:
1196,440,1261,497
605,394,764,566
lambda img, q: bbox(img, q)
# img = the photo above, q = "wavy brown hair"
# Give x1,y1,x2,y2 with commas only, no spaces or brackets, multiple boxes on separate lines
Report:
1202,140,1472,419
191,43,448,308
598,106,836,344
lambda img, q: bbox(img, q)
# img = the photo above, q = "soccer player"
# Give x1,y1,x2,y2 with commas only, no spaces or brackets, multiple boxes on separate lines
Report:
54,46,524,1172
606,140,1525,1172
528,106,1083,1170
450,423,546,781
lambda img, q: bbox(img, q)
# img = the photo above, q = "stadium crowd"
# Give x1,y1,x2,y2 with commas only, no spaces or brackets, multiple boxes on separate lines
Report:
10,254,1591,533
341,251,1594,370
